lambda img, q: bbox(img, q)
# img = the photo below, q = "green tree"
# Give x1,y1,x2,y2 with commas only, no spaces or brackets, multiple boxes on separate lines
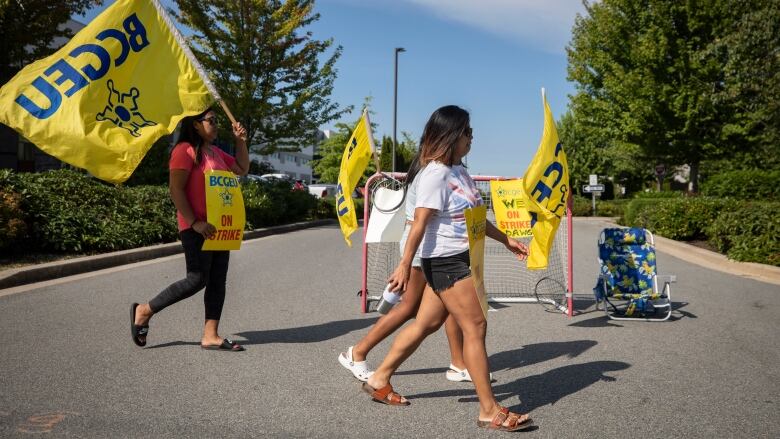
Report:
557,110,649,196
378,132,417,173
566,0,776,192
0,0,101,83
248,159,275,175
703,1,780,174
172,0,349,154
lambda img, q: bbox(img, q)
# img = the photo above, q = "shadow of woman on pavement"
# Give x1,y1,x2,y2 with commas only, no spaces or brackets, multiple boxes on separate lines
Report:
405,360,631,413
146,317,378,348
234,316,379,345
394,340,598,377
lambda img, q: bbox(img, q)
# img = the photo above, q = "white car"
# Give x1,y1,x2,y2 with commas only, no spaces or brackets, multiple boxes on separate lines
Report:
260,173,293,181
308,183,338,198
308,183,365,199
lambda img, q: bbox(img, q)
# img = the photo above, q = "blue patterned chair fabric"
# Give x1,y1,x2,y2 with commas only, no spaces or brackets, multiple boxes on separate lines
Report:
597,228,660,301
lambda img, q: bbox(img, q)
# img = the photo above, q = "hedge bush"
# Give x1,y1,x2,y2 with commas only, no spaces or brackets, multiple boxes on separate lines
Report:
707,202,780,266
621,197,729,240
571,196,627,217
0,169,179,252
632,191,686,199
0,169,324,254
0,185,27,249
700,170,780,200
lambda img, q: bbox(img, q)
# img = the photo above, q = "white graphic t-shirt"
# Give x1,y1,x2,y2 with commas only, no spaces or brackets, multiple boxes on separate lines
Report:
416,161,483,258
404,176,419,221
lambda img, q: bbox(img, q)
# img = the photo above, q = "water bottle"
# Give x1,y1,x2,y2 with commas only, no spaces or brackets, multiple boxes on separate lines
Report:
377,284,402,315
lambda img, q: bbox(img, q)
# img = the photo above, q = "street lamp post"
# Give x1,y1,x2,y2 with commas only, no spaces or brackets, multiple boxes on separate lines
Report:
393,47,405,173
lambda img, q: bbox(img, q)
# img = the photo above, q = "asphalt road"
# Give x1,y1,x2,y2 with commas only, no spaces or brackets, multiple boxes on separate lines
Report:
0,219,778,438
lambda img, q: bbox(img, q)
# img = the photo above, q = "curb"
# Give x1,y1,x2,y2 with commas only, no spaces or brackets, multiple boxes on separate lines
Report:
0,219,336,290
652,234,780,286
578,217,780,286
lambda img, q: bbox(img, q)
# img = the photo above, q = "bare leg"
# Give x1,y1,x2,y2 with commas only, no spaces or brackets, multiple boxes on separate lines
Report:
443,314,465,370
202,319,221,346
352,267,426,361
367,285,449,393
134,303,154,343
439,277,523,424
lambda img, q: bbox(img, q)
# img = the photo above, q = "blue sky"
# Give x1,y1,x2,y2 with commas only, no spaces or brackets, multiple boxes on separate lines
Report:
77,0,587,177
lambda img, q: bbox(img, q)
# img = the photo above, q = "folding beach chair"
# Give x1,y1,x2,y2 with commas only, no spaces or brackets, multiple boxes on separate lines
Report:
594,227,674,321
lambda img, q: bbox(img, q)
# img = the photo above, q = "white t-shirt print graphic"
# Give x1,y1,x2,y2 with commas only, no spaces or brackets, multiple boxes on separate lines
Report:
415,161,483,258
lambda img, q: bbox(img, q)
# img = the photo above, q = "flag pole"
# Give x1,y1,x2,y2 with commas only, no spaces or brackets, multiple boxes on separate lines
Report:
363,108,381,173
150,0,237,124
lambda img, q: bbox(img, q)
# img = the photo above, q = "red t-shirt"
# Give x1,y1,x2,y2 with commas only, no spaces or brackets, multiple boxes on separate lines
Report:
169,142,236,231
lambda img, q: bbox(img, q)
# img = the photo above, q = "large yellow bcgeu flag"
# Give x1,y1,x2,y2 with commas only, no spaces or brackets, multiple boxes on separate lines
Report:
521,89,569,270
336,110,375,246
0,0,214,183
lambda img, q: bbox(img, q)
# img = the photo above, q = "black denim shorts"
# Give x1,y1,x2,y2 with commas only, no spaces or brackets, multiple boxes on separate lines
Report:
421,250,472,293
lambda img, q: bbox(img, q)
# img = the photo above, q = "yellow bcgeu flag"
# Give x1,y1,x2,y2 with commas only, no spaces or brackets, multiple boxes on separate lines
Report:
202,170,246,251
465,205,489,318
336,110,375,246
521,90,569,270
490,179,533,238
0,0,213,183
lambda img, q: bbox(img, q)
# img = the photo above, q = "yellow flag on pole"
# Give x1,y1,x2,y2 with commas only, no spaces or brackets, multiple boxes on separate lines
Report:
521,89,569,270
336,110,375,246
0,0,214,183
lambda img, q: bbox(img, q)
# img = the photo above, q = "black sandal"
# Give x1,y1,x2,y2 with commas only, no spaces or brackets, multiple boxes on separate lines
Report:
130,303,149,347
201,338,245,351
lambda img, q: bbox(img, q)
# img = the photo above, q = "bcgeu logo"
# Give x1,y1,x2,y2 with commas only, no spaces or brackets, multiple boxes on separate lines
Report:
96,80,156,137
218,187,234,207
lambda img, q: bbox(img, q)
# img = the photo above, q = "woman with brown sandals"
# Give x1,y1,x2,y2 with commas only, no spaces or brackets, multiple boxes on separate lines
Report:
339,154,492,384
360,105,534,432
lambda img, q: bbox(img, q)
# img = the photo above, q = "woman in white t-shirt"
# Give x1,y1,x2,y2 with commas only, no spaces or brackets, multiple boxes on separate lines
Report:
360,105,534,432
339,156,477,384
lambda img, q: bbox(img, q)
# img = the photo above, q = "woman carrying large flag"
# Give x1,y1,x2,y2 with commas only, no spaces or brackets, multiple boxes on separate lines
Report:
131,108,249,351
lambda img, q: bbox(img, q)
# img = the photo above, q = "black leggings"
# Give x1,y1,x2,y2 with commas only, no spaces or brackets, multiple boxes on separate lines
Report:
149,229,230,321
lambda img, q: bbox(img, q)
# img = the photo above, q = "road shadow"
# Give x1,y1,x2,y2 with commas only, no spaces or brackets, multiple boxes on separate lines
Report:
489,340,598,371
234,317,379,345
569,301,696,327
146,341,200,349
395,340,597,377
145,317,379,349
395,367,449,377
405,360,631,413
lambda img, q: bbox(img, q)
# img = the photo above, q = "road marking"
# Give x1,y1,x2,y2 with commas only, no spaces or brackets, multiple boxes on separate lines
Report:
16,411,79,434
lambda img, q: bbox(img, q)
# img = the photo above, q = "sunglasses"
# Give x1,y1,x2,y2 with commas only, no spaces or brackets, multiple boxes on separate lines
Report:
198,116,218,125
463,126,472,137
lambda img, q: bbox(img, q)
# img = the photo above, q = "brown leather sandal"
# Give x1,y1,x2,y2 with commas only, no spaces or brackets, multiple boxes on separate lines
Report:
476,406,534,431
361,382,410,406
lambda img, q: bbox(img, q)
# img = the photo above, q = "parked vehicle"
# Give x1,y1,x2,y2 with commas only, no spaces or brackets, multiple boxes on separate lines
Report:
308,183,338,198
260,173,293,182
307,183,364,199
241,174,267,185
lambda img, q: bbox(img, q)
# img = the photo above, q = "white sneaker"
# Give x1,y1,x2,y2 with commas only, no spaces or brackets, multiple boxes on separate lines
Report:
338,346,374,382
445,364,494,382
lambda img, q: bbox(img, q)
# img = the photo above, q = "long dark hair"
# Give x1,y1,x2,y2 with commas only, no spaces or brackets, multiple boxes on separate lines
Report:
418,105,470,167
405,152,422,189
175,107,214,164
